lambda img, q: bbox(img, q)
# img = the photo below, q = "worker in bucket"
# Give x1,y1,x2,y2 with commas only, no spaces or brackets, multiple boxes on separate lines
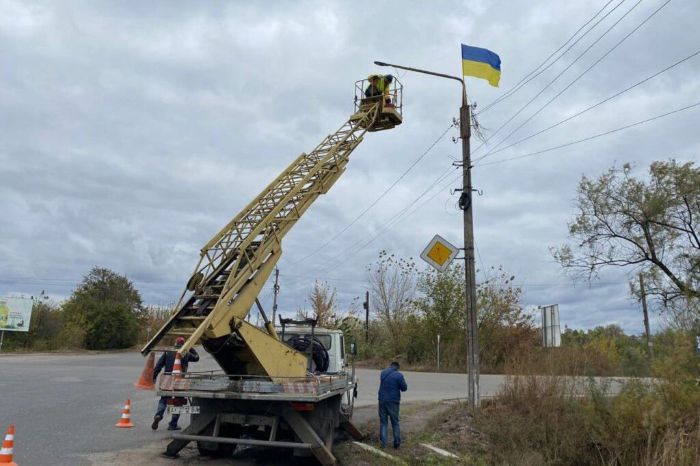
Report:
377,361,408,449
365,74,394,105
151,336,200,431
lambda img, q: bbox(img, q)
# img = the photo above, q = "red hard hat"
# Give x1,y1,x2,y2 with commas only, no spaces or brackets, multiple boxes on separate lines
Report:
175,337,185,346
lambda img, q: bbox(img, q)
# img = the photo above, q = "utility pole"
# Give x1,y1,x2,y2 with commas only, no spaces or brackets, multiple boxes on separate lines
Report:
272,267,280,326
374,59,480,409
639,273,653,358
437,334,441,372
363,291,369,343
459,94,480,409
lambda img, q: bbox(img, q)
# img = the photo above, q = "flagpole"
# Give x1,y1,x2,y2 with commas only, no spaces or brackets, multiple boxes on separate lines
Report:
374,61,480,409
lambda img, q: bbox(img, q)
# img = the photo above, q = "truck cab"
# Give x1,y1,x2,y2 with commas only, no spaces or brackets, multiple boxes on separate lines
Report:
277,326,346,374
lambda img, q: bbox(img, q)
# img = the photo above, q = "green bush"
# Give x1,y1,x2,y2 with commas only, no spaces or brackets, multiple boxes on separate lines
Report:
62,267,143,350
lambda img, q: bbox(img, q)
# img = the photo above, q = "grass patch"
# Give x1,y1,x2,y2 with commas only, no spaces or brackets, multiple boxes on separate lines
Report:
335,401,487,465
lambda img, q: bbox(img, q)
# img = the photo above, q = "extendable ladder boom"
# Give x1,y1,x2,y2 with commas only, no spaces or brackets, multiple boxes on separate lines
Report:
142,79,402,379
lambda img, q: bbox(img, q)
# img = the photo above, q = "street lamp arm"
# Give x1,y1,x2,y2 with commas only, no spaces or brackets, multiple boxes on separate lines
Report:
374,60,467,104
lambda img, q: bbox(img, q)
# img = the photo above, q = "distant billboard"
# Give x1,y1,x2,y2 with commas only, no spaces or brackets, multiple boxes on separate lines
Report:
0,297,33,332
540,304,561,348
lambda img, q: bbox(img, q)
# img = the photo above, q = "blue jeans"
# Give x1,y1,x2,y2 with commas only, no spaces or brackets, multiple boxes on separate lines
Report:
155,396,180,428
378,400,401,447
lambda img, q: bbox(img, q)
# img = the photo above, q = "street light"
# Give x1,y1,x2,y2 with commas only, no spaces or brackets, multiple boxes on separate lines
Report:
374,60,480,409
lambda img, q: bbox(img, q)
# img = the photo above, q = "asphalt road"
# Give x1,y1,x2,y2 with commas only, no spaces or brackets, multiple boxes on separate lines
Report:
0,350,495,465
0,351,622,465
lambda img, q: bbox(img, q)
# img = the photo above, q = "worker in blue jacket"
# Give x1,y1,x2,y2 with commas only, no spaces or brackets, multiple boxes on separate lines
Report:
151,337,199,431
377,361,408,449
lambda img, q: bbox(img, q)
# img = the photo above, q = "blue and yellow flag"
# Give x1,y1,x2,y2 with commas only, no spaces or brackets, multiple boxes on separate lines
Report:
461,44,501,87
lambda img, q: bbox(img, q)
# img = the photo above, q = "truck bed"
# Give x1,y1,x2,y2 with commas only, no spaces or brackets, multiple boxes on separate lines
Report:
157,371,354,402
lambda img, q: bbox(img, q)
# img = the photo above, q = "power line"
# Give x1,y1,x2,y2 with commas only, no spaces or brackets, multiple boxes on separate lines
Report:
286,121,456,267
306,164,460,275
291,15,635,273
472,0,636,155
478,100,700,167
480,0,617,114
475,0,672,164
312,98,700,273
278,273,366,284
475,49,700,161
332,163,465,264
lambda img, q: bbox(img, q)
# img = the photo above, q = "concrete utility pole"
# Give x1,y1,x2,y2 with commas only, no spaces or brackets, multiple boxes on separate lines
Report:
375,60,480,409
363,291,369,343
437,334,441,372
639,273,654,358
459,96,480,409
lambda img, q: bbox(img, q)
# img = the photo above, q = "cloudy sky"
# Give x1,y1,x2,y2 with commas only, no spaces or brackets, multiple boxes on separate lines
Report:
1,0,698,334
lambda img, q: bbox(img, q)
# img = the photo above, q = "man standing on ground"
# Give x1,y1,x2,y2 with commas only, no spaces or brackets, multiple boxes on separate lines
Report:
378,361,408,449
151,337,199,431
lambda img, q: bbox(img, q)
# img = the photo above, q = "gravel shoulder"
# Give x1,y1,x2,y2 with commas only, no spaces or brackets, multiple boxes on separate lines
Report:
83,401,467,465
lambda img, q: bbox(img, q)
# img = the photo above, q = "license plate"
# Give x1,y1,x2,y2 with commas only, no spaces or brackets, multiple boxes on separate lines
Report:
167,405,200,415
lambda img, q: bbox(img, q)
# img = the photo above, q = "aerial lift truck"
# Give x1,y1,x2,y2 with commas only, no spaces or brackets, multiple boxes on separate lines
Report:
141,76,403,465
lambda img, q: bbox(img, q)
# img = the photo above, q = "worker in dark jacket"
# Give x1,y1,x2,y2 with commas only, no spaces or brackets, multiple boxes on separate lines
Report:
365,74,394,104
151,337,200,430
377,361,408,449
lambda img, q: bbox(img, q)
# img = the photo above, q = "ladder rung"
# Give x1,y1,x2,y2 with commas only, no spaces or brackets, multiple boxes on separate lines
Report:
179,316,207,321
151,346,176,352
168,330,196,336
195,294,220,299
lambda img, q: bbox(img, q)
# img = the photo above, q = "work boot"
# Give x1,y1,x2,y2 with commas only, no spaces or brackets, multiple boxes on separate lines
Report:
151,415,162,430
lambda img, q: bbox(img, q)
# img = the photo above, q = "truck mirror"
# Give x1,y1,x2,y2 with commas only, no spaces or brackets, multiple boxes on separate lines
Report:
350,341,358,356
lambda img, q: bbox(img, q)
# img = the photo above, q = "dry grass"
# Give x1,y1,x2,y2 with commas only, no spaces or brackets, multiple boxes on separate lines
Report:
474,351,700,466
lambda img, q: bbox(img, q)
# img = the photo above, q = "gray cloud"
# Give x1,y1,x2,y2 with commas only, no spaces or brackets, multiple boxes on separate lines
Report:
1,0,698,335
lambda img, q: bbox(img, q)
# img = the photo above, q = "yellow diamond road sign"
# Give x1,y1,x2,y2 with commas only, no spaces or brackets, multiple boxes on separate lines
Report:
420,234,459,272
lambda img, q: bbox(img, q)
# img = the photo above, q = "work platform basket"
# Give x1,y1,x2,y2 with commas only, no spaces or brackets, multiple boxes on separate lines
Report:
353,75,403,132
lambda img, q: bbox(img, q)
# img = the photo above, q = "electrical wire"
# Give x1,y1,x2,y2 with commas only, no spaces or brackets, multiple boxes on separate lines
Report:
475,0,672,164
474,48,700,162
309,97,700,276
478,100,700,168
479,0,617,114
285,121,456,267
472,0,636,156
307,164,460,275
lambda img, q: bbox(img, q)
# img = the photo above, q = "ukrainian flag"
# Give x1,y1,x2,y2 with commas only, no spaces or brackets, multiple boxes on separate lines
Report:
461,44,501,87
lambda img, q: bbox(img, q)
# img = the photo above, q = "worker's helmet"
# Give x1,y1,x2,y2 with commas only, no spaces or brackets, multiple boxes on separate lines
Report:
175,336,185,347
385,74,393,83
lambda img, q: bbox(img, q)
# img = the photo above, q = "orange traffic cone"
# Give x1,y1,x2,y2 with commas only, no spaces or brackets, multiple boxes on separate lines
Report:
172,353,183,379
0,424,17,466
134,352,155,390
115,399,135,428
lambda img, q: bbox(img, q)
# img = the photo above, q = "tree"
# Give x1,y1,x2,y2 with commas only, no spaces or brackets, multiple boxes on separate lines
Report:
415,263,535,371
476,266,536,371
26,301,65,350
367,250,418,356
307,281,337,328
62,267,143,349
415,262,465,345
553,160,699,309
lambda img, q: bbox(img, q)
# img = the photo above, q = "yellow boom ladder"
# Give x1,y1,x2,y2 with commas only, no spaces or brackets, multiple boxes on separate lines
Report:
142,79,402,380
